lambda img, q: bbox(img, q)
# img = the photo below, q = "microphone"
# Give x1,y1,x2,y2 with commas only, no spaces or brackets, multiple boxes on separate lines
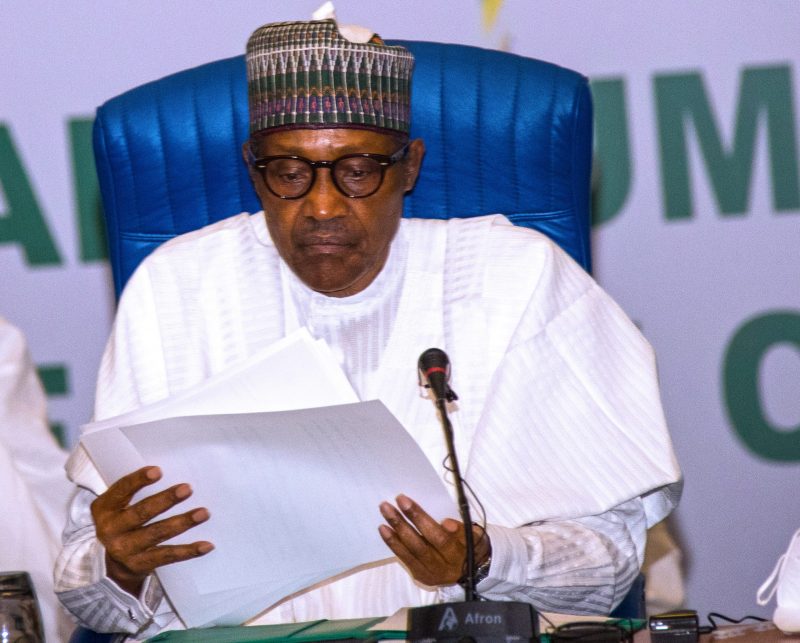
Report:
417,349,476,600
418,348,458,402
408,348,538,642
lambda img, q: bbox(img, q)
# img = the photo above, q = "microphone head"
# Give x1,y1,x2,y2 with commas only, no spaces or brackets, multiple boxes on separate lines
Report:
418,348,457,402
418,347,450,377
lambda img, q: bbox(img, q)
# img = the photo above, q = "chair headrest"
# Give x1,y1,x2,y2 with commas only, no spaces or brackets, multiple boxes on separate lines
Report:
94,41,592,296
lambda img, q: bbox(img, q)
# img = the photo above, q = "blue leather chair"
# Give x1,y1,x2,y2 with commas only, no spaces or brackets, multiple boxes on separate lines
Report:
93,40,592,297
73,40,639,643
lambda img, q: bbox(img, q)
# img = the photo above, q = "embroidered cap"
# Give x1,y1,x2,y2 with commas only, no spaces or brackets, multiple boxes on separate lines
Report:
246,19,414,136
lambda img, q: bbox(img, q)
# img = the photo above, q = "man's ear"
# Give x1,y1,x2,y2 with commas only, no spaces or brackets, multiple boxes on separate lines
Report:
241,141,254,171
403,138,426,193
242,140,270,203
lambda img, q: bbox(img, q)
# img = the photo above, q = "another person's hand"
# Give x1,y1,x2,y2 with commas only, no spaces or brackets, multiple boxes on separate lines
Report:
378,494,490,587
90,466,213,597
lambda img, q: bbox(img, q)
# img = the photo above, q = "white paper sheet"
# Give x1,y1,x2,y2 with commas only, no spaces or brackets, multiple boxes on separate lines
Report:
82,401,457,628
82,328,359,435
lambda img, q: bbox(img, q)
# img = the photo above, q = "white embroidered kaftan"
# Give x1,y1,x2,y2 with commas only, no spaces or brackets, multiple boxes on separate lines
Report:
56,213,681,639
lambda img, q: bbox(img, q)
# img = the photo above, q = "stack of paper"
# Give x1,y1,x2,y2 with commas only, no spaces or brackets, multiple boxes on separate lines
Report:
82,329,360,434
80,330,456,628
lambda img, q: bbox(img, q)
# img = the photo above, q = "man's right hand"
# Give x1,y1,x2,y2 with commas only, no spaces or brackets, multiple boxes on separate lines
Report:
90,466,214,597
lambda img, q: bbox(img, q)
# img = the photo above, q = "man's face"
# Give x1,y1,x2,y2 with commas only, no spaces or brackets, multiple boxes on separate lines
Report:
246,128,424,297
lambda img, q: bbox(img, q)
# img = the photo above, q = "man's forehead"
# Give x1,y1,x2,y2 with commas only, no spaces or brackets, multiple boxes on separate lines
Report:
255,127,405,156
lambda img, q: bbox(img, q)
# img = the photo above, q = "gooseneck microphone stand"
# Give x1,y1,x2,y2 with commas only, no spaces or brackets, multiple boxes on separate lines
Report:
434,392,479,601
409,348,538,643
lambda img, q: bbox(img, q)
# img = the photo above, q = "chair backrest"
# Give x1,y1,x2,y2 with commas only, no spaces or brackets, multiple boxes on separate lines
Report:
93,40,593,298
82,48,640,634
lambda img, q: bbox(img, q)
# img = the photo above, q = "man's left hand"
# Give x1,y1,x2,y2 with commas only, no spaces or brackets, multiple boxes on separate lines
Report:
378,494,491,587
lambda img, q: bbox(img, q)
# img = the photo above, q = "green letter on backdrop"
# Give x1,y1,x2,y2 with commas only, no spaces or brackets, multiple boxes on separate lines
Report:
656,65,800,220
0,124,62,265
69,118,107,262
36,364,70,448
590,78,632,226
724,311,800,461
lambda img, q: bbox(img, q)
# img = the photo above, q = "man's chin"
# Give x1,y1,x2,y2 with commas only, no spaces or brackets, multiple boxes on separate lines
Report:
305,281,363,298
289,250,384,297
294,265,363,297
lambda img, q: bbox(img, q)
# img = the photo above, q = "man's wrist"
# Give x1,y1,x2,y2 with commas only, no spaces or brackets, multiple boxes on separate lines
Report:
105,552,146,597
459,529,493,586
474,554,492,584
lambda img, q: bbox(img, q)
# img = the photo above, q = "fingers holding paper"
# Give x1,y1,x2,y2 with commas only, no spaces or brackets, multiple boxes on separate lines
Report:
90,465,214,596
378,494,490,587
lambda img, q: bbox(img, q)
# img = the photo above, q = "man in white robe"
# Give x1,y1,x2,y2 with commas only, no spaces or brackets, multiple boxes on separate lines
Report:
55,16,682,640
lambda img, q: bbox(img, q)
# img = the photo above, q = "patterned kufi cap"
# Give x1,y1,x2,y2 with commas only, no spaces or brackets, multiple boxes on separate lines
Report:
246,19,414,136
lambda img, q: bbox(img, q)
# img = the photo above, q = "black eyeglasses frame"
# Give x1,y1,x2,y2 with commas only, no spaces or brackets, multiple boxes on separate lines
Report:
247,142,410,200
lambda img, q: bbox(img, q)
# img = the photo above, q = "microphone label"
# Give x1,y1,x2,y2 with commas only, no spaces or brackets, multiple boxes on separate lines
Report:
438,607,459,631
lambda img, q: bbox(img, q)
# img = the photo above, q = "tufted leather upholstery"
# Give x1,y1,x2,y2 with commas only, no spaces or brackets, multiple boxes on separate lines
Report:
93,41,593,298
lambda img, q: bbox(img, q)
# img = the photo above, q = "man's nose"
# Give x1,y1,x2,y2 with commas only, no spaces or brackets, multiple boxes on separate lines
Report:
301,169,345,220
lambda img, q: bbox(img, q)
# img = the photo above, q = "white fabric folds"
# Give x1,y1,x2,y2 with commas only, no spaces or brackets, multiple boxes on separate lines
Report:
58,212,681,635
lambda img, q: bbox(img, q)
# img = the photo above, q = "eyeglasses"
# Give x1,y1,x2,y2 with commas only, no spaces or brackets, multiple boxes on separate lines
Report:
248,142,410,199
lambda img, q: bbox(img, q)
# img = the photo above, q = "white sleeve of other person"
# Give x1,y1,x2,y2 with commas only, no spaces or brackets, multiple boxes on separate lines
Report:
0,316,74,643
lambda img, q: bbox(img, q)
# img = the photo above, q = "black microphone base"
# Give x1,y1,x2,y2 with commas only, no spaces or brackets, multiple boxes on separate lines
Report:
407,600,539,642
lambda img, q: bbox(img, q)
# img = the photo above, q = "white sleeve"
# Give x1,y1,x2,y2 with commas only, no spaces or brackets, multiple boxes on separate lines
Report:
0,316,75,643
438,497,647,614
0,317,72,532
54,486,177,638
